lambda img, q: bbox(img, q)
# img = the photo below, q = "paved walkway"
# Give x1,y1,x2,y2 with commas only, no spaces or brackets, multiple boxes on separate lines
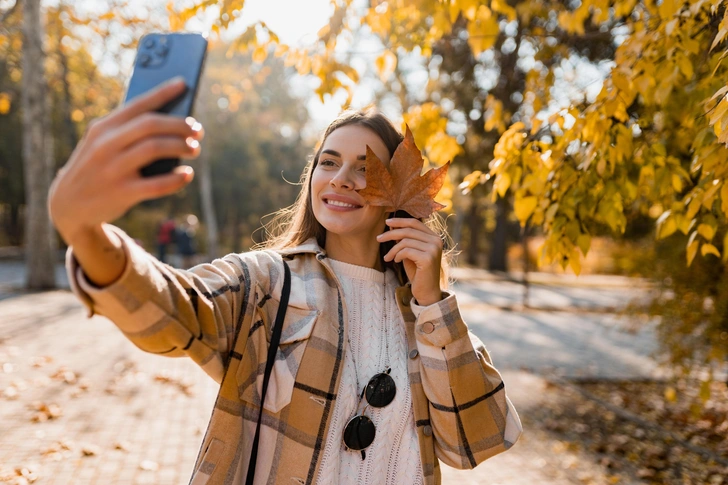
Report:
0,262,660,484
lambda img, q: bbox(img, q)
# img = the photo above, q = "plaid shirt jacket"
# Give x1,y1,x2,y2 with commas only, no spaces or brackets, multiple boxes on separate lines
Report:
67,226,522,485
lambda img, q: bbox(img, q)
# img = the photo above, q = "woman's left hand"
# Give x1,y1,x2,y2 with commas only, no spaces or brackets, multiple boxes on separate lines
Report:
377,218,443,306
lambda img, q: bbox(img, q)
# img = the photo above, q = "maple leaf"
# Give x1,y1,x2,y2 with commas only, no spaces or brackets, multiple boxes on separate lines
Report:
359,125,450,218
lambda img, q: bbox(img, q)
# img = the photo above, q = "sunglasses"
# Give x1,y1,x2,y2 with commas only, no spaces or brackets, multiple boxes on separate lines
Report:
342,368,397,459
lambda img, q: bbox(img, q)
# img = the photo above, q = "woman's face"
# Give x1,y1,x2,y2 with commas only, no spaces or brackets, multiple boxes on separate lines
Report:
311,124,391,241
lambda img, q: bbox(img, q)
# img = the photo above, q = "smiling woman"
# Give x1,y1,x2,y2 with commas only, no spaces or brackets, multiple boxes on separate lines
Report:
310,124,391,266
49,97,522,485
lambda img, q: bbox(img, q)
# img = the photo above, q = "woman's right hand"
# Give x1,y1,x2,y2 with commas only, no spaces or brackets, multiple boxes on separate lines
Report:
49,77,204,246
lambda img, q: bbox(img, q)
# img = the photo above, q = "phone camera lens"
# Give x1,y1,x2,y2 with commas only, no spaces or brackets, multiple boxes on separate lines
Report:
139,54,152,66
143,38,155,49
156,45,169,57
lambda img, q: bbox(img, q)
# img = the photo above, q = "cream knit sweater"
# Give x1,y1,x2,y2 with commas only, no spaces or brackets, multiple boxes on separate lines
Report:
316,259,424,485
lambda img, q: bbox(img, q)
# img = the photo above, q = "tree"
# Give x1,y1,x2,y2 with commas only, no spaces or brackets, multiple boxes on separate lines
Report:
173,0,728,381
21,0,56,289
1,0,162,251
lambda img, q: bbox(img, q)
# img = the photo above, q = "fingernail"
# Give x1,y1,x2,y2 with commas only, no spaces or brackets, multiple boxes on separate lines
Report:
168,76,185,85
174,166,193,178
186,117,202,132
186,138,200,149
376,234,383,239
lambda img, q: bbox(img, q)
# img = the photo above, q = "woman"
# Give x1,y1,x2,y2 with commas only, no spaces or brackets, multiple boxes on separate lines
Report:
49,78,522,485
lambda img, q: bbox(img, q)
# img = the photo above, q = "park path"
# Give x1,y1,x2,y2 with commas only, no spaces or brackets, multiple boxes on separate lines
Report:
0,263,658,484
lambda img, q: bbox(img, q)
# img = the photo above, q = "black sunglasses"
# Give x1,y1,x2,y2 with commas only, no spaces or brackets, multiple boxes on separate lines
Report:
342,368,396,459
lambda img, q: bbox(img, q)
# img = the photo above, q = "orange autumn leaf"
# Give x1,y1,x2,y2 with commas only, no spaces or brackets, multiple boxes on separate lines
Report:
359,126,450,218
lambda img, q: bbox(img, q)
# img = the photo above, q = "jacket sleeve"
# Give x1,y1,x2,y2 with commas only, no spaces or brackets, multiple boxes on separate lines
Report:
66,225,266,384
410,293,523,469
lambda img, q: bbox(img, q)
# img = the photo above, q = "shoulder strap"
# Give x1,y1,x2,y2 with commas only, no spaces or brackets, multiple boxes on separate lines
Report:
246,259,291,485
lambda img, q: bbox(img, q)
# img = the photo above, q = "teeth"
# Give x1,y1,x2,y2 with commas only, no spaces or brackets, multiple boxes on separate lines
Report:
327,199,358,208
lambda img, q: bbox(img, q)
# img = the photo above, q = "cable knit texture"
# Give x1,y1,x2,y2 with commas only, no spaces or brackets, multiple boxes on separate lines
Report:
316,259,423,485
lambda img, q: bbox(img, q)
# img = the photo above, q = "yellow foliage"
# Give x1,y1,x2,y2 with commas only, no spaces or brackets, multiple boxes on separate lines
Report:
0,93,10,115
403,103,462,167
514,196,538,225
569,248,582,275
491,0,517,22
701,243,720,258
658,0,680,20
175,0,728,274
375,50,397,82
687,238,700,266
494,172,511,198
484,95,506,134
697,223,715,241
252,45,268,63
467,6,499,56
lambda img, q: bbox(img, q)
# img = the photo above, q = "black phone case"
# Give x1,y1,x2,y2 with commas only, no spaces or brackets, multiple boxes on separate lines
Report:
124,32,208,177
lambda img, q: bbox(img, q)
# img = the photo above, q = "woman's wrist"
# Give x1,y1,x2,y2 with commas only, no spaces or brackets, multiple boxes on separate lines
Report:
415,291,443,307
68,224,127,288
57,222,102,248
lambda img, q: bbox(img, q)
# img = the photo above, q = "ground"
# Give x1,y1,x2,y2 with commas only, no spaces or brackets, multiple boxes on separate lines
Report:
0,264,725,484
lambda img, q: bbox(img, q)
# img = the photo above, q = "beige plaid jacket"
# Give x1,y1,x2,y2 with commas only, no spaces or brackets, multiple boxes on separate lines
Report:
67,226,522,485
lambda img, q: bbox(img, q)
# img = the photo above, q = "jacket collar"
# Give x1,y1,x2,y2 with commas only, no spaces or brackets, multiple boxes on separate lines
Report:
276,237,326,259
276,237,412,291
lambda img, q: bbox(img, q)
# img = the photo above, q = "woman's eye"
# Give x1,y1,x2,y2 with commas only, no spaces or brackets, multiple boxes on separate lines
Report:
359,165,366,173
320,159,336,167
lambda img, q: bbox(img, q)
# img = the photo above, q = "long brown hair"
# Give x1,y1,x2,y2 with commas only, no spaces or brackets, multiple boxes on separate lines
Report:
257,108,454,289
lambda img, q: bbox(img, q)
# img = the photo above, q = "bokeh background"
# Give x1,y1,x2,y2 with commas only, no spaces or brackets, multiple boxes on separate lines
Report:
1,0,728,483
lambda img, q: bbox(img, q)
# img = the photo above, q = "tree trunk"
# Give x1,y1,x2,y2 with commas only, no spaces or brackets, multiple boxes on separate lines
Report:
56,5,78,153
198,147,219,260
489,196,508,272
22,0,56,289
466,195,481,267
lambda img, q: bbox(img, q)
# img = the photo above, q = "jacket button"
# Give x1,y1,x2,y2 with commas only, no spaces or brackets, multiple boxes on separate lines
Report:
423,425,433,437
421,322,435,334
408,349,419,359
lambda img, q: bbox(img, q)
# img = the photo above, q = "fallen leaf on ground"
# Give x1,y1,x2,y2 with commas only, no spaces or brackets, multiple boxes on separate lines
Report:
81,444,100,457
50,367,77,384
31,356,53,368
358,125,450,219
114,441,130,451
0,464,41,484
154,370,196,396
30,402,62,422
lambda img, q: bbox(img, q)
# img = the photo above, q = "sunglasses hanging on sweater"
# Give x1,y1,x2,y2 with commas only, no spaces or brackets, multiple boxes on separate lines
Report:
342,368,396,459
342,268,398,460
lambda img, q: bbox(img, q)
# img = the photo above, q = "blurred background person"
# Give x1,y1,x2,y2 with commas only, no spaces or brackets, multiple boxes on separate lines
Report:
175,214,198,268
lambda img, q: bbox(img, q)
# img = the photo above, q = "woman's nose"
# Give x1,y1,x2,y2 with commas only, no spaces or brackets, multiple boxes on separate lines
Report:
330,170,354,189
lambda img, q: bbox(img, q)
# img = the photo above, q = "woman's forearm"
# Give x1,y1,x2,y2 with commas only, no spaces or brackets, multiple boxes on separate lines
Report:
66,224,127,287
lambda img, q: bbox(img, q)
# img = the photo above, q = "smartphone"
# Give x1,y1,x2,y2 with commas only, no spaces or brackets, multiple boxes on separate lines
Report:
123,32,208,177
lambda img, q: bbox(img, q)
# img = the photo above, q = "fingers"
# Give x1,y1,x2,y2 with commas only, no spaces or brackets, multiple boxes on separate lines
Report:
384,217,437,235
377,227,440,245
112,77,188,126
101,114,204,154
383,238,432,262
111,136,201,174
129,165,195,203
377,218,442,249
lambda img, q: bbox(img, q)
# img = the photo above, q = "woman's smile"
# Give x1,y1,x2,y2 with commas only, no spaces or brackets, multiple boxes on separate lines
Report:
322,194,364,211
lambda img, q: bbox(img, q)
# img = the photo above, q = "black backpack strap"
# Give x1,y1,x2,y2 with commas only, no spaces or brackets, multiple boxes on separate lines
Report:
246,259,291,485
